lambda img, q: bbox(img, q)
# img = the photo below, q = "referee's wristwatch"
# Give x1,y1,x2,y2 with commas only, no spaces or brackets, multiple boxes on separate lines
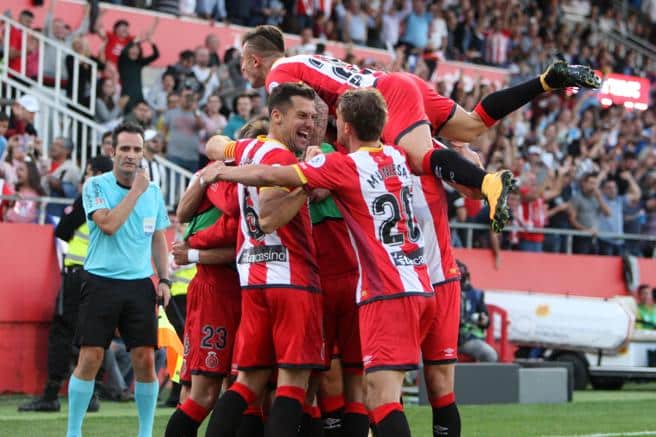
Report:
159,278,172,288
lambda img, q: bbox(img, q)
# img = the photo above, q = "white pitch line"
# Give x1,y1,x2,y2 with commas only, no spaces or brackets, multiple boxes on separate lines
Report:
544,431,656,437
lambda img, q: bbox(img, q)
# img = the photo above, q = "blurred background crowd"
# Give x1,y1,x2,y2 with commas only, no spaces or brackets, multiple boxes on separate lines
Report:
1,0,655,258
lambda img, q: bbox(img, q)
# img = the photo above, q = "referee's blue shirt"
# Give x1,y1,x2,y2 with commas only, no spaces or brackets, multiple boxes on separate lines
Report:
82,171,170,280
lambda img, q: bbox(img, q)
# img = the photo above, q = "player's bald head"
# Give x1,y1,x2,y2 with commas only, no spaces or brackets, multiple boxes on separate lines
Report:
242,25,285,57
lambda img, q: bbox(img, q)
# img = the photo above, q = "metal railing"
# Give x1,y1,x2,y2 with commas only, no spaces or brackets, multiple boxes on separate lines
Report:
2,73,102,170
0,14,97,117
450,221,656,257
154,155,194,209
0,194,73,225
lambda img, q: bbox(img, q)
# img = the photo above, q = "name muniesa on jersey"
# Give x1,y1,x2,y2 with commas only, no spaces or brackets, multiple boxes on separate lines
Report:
266,54,384,112
295,145,433,305
227,136,320,291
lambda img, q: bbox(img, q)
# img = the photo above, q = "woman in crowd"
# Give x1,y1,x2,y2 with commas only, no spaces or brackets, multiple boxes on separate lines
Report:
4,160,45,223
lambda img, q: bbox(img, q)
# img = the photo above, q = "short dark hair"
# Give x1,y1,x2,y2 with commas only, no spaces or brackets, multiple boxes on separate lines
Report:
267,83,316,117
233,93,252,110
180,50,195,61
102,131,113,141
113,19,129,31
112,122,144,147
582,172,597,182
242,25,285,56
337,89,388,142
133,99,149,109
20,10,34,19
90,156,114,174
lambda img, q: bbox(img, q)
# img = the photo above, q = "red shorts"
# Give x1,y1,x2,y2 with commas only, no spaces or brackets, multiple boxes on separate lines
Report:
359,294,436,373
375,72,456,145
422,280,461,364
235,288,325,370
322,273,361,370
180,275,241,382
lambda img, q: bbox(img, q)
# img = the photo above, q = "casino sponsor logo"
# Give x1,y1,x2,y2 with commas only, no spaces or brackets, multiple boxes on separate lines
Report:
390,247,425,266
307,154,326,168
238,245,288,264
206,351,219,369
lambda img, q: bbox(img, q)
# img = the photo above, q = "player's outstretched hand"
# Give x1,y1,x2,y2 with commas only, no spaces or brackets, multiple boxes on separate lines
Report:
201,160,227,184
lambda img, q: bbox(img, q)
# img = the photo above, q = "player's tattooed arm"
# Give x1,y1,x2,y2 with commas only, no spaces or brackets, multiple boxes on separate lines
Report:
310,96,329,146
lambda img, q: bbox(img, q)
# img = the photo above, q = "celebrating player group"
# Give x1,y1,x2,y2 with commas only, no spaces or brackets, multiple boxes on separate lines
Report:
165,25,601,437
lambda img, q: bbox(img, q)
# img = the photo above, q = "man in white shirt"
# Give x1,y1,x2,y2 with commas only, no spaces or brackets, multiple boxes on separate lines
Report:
192,47,220,106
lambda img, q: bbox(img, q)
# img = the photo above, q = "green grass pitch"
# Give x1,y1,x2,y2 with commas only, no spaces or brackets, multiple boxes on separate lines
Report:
2,386,656,436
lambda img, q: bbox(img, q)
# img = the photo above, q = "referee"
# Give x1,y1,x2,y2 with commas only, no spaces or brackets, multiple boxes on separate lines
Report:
66,123,171,437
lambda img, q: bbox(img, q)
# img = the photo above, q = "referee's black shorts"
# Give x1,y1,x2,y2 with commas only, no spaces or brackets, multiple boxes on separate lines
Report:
75,271,157,350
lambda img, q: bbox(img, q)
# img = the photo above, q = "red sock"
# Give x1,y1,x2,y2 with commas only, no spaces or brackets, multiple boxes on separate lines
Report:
276,385,306,404
231,381,258,405
319,394,345,414
430,392,455,409
345,402,368,415
369,402,403,425
179,398,210,423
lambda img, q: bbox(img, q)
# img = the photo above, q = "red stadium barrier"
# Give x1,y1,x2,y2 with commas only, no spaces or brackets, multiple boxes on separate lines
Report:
0,223,61,394
2,223,654,394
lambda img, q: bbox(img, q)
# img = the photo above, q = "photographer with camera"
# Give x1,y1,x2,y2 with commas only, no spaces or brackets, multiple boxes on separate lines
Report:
457,260,498,363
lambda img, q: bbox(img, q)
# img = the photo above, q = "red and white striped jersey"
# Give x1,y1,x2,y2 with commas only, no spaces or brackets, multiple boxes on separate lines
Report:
232,136,320,292
412,175,460,285
266,55,384,113
296,145,433,304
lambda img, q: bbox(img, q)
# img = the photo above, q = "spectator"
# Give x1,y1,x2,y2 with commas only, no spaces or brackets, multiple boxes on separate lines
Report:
161,89,203,172
516,172,548,252
378,0,410,49
223,94,252,140
119,38,160,114
42,0,90,86
457,260,498,363
4,160,45,224
484,17,510,66
142,130,165,188
123,100,154,131
196,0,227,22
96,78,128,126
2,135,29,188
98,16,158,66
544,161,576,253
636,284,656,330
0,113,8,160
192,47,220,105
199,94,228,166
156,92,181,133
340,0,371,46
8,10,37,78
65,37,102,113
399,0,431,50
568,172,611,254
292,27,317,55
597,173,642,256
204,34,222,67
146,72,177,117
100,132,114,158
44,137,81,218
7,95,39,138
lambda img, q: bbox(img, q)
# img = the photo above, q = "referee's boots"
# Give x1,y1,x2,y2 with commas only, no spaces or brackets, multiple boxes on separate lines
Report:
481,170,518,232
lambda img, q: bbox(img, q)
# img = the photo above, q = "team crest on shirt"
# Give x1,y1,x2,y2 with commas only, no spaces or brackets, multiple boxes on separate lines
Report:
206,351,219,369
307,154,326,168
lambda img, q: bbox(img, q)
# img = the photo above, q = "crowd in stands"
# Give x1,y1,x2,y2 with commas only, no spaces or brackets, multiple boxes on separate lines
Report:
1,0,655,258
